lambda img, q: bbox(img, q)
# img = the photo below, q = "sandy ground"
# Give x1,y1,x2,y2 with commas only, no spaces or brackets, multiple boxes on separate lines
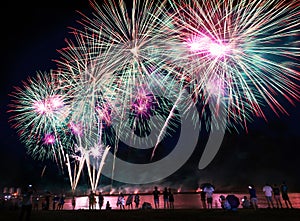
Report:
4,208,300,221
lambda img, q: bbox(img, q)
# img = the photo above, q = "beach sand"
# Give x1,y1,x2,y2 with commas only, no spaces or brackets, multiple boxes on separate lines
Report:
4,208,300,221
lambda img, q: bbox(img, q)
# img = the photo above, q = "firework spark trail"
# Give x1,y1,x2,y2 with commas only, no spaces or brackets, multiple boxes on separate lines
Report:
91,145,111,191
168,0,300,130
40,165,47,178
68,136,87,192
151,88,185,160
84,120,108,191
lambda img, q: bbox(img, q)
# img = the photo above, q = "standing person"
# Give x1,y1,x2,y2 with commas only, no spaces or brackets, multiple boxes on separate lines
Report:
121,194,126,209
52,195,59,210
57,194,65,210
280,182,293,208
88,191,96,210
152,186,160,209
273,184,282,208
200,189,207,209
117,193,125,210
98,192,104,210
163,187,169,209
44,192,50,210
134,193,140,209
168,188,174,209
203,185,214,209
248,185,258,210
263,183,274,208
126,193,134,209
72,195,76,210
32,194,39,211
19,186,33,221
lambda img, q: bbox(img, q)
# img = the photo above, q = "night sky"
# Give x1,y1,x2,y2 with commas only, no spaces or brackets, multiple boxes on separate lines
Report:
1,1,300,193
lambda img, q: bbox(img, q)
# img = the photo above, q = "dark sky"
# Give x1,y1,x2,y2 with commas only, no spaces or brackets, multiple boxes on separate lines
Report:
1,1,300,193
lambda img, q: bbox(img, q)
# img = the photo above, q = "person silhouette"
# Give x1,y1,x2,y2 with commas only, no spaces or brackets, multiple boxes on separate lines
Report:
280,182,293,208
241,196,251,209
219,195,231,210
19,185,34,221
200,189,207,209
32,194,39,211
262,183,274,208
117,193,125,210
134,193,140,209
273,184,282,208
88,191,96,210
168,188,174,209
163,187,169,209
248,185,258,210
106,201,111,210
57,194,65,210
203,185,214,209
126,193,134,209
98,192,104,210
152,186,160,209
72,195,76,210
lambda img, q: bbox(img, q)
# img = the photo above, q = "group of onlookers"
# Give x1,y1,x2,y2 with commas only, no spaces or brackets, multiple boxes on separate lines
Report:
198,181,294,211
87,191,140,210
152,186,175,209
249,181,293,209
218,181,294,211
16,180,295,221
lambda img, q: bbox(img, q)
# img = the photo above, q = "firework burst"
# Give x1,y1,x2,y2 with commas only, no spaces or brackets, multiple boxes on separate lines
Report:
61,0,185,152
8,71,73,165
168,0,300,130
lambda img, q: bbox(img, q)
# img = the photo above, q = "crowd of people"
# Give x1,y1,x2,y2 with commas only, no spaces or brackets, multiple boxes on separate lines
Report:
245,182,294,210
149,182,294,211
152,186,175,209
216,182,294,211
84,186,176,211
1,181,295,221
88,191,141,210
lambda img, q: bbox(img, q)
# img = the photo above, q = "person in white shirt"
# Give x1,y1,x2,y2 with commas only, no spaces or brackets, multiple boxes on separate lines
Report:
203,185,214,209
263,183,274,208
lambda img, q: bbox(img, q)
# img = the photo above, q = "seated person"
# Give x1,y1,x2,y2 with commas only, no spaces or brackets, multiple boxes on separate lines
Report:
219,195,231,210
106,201,112,210
242,196,251,208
